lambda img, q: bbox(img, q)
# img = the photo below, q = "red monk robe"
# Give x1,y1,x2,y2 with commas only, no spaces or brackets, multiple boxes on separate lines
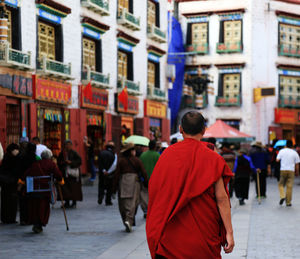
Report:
146,138,233,259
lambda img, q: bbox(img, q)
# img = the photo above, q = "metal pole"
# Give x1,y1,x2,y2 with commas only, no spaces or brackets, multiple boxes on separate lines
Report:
256,170,261,204
57,185,69,231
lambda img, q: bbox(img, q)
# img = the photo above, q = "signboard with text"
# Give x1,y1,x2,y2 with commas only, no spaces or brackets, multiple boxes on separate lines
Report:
116,94,139,114
33,75,71,105
0,73,32,97
274,108,300,125
81,86,108,110
144,100,167,119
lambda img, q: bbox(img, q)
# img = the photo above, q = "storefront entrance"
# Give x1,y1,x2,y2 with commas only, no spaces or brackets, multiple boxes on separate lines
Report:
6,103,21,145
87,113,104,151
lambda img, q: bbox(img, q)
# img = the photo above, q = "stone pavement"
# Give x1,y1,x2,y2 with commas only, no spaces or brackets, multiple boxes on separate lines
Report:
1,177,300,259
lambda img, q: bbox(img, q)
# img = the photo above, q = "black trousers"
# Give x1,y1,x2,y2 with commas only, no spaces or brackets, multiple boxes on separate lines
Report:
98,173,114,204
229,178,235,198
235,177,250,200
255,169,267,197
1,185,18,223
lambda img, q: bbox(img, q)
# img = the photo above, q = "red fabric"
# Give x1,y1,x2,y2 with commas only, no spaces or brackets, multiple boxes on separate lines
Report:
203,120,251,139
83,81,93,102
118,87,128,111
146,138,233,259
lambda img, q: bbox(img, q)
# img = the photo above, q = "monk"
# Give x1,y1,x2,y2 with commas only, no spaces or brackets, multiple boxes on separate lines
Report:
146,111,234,259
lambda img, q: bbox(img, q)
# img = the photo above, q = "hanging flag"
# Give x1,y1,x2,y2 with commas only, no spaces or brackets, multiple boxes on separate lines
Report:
118,87,128,111
83,81,93,103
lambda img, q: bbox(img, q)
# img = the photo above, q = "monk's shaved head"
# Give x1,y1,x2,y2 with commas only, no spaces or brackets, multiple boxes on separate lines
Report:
181,111,206,135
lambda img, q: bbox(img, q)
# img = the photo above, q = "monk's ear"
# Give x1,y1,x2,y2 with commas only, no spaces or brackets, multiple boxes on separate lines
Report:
201,127,206,136
179,125,183,134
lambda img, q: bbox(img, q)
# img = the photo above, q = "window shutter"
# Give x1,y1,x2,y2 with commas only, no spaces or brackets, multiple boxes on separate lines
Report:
156,3,160,27
11,8,21,50
219,21,224,43
155,62,160,89
127,52,133,81
218,74,223,96
55,24,63,62
129,0,133,13
96,39,102,72
186,23,192,45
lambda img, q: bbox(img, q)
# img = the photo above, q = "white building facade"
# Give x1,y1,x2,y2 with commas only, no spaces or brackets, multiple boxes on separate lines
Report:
0,0,170,172
177,0,300,144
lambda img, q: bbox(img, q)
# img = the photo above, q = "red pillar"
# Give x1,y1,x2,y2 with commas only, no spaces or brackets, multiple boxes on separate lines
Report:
29,103,37,140
0,96,6,149
161,118,170,143
105,112,112,142
134,117,150,138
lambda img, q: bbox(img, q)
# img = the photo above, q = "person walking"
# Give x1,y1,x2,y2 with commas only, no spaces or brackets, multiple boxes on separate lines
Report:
19,149,64,233
249,141,271,198
32,137,47,159
233,149,256,205
146,111,234,258
0,144,21,223
84,136,97,182
58,140,82,208
139,140,160,218
98,141,117,206
220,143,236,198
276,140,300,206
114,143,148,233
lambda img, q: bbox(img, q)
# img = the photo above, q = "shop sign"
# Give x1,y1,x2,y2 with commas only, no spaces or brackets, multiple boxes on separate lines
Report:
33,76,71,105
0,73,32,97
116,94,139,114
274,108,300,125
81,86,108,110
144,100,167,119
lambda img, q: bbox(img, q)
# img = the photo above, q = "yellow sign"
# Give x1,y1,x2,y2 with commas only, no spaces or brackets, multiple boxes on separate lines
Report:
144,100,167,119
253,87,275,103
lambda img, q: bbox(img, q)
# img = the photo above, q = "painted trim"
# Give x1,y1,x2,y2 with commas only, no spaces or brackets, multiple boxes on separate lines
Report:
278,16,300,26
83,27,101,40
186,68,208,75
279,69,300,76
36,4,67,18
187,16,209,23
219,68,242,74
219,13,243,21
148,53,160,63
38,8,62,24
5,0,18,8
82,23,104,34
118,41,133,52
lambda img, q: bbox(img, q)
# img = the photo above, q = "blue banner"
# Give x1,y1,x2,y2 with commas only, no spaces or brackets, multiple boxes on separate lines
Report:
38,9,61,24
118,41,133,52
83,27,101,40
167,13,185,128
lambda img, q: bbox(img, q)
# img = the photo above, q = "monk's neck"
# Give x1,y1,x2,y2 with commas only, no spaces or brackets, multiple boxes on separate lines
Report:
182,134,203,142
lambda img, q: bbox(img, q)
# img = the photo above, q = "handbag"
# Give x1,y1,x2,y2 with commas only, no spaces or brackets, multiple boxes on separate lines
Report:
66,166,80,178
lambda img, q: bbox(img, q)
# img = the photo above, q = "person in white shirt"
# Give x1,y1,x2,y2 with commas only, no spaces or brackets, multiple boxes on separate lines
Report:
276,140,300,206
32,137,47,159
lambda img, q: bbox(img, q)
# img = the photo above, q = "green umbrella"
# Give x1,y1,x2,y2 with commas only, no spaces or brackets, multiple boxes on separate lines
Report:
124,135,150,146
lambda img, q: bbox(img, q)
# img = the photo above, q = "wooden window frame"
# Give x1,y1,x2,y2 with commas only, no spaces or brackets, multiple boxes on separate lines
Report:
82,35,102,73
37,18,63,62
219,73,242,97
219,19,243,45
279,75,300,99
278,22,300,51
187,22,209,46
148,60,160,89
6,6,21,50
117,49,133,81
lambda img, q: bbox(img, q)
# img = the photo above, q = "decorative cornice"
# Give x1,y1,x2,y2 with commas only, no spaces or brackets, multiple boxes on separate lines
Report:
276,10,300,20
81,17,110,33
185,64,212,69
147,45,166,57
182,12,212,17
215,63,246,69
182,8,245,17
117,30,140,46
36,0,71,17
277,64,300,70
275,0,300,4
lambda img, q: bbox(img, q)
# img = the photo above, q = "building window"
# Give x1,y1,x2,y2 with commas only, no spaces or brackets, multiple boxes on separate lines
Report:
118,0,132,16
5,7,21,50
147,0,159,28
279,75,300,101
38,21,56,60
37,20,63,62
147,61,160,88
192,23,207,45
118,50,128,79
83,37,96,70
223,73,240,98
279,23,300,56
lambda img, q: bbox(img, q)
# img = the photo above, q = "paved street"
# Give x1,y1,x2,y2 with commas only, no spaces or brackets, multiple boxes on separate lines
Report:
1,177,300,259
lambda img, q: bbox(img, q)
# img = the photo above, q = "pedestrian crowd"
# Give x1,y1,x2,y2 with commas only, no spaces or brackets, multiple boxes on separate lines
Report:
1,110,300,259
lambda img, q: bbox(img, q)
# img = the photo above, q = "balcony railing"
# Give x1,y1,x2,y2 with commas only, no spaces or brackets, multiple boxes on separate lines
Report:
81,0,109,16
216,41,243,53
279,95,300,108
37,56,72,80
117,77,140,95
147,24,166,43
215,95,241,107
0,43,31,70
147,85,166,101
82,66,111,89
186,43,208,55
279,44,300,58
117,8,140,31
